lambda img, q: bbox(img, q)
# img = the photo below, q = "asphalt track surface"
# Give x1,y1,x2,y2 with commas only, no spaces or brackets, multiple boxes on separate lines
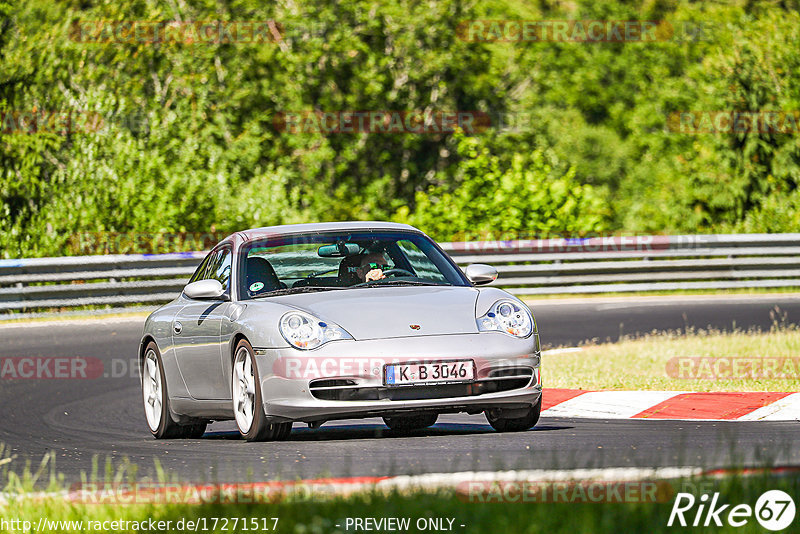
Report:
1,294,799,483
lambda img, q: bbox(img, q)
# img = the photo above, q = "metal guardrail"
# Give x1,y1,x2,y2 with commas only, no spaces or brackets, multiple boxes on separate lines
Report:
2,233,800,313
0,252,205,312
439,233,800,295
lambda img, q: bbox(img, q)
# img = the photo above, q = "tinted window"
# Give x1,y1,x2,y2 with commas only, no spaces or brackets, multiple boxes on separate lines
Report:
207,248,232,291
239,231,468,299
189,247,232,293
189,254,212,284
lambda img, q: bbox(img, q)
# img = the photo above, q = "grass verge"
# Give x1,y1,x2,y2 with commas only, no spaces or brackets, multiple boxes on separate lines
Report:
2,470,799,533
545,328,800,391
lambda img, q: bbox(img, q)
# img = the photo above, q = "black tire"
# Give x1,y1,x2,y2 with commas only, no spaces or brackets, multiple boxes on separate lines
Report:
485,396,542,432
233,340,292,442
383,413,438,431
275,421,293,440
142,341,208,439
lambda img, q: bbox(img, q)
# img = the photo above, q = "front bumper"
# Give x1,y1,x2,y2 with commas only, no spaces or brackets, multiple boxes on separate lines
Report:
253,332,541,423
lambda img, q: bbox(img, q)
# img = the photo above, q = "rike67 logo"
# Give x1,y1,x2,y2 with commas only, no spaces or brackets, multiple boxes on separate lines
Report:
668,490,796,531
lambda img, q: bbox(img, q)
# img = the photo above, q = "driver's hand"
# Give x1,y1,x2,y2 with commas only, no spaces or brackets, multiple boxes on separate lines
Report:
365,269,385,282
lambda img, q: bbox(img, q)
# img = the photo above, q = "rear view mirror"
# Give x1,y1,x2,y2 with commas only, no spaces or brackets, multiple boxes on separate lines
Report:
183,279,226,299
318,242,360,257
465,264,498,285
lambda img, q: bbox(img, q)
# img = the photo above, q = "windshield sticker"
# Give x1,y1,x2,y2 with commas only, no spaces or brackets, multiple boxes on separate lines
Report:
249,282,265,292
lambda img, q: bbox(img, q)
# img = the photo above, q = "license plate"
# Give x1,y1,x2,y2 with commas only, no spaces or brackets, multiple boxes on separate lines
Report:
384,360,475,386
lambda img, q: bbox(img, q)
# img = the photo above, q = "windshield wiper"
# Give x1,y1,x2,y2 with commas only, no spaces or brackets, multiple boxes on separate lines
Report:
251,286,346,298
354,280,443,288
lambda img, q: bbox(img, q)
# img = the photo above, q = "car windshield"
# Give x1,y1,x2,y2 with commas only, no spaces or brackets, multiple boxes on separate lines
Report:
238,230,468,299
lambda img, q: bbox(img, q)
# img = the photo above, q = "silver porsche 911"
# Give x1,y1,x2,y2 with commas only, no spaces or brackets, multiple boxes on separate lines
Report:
139,222,542,441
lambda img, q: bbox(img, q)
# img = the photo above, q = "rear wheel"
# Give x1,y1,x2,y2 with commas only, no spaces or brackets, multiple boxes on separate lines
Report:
383,413,438,431
485,396,542,432
142,342,207,439
232,340,292,442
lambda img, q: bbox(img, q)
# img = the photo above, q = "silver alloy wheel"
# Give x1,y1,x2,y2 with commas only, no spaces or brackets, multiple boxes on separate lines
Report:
233,346,256,434
142,349,163,432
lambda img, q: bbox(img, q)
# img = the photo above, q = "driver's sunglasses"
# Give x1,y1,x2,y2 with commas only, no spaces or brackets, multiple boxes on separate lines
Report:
366,262,390,270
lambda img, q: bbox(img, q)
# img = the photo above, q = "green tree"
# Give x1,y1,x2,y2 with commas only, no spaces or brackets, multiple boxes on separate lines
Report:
398,132,608,241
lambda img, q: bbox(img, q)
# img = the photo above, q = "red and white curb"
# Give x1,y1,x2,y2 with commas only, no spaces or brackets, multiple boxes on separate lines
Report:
542,389,800,421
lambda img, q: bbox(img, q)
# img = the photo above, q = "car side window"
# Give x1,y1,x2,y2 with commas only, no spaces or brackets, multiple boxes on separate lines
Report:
188,247,232,293
189,254,213,284
204,248,232,292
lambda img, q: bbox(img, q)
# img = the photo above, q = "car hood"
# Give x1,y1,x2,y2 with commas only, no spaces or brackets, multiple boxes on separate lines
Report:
272,286,481,340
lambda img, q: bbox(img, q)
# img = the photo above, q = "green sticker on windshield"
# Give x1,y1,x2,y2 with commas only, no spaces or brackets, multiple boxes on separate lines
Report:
249,282,264,292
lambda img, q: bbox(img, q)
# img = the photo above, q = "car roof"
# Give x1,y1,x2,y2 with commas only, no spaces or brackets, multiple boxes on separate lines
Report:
235,221,422,243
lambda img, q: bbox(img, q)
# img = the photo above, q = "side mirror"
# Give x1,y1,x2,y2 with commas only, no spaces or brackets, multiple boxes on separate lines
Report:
465,264,498,285
183,279,226,300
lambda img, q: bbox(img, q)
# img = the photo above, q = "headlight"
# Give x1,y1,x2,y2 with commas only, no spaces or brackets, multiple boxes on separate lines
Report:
477,299,533,338
279,311,353,350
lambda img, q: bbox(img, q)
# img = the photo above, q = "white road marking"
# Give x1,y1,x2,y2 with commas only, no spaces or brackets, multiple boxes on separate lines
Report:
0,316,147,329
541,347,583,355
376,467,700,492
525,293,800,308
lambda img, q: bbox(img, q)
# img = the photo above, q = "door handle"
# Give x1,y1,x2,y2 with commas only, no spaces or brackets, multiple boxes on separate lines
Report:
173,321,183,335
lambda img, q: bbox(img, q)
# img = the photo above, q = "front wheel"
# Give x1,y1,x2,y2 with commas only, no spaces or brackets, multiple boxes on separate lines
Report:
485,396,542,432
142,342,207,439
232,340,292,442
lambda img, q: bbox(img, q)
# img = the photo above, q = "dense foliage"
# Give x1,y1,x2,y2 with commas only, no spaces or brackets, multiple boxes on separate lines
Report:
1,0,800,257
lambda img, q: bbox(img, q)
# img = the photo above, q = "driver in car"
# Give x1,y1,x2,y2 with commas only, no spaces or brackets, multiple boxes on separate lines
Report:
356,253,391,282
